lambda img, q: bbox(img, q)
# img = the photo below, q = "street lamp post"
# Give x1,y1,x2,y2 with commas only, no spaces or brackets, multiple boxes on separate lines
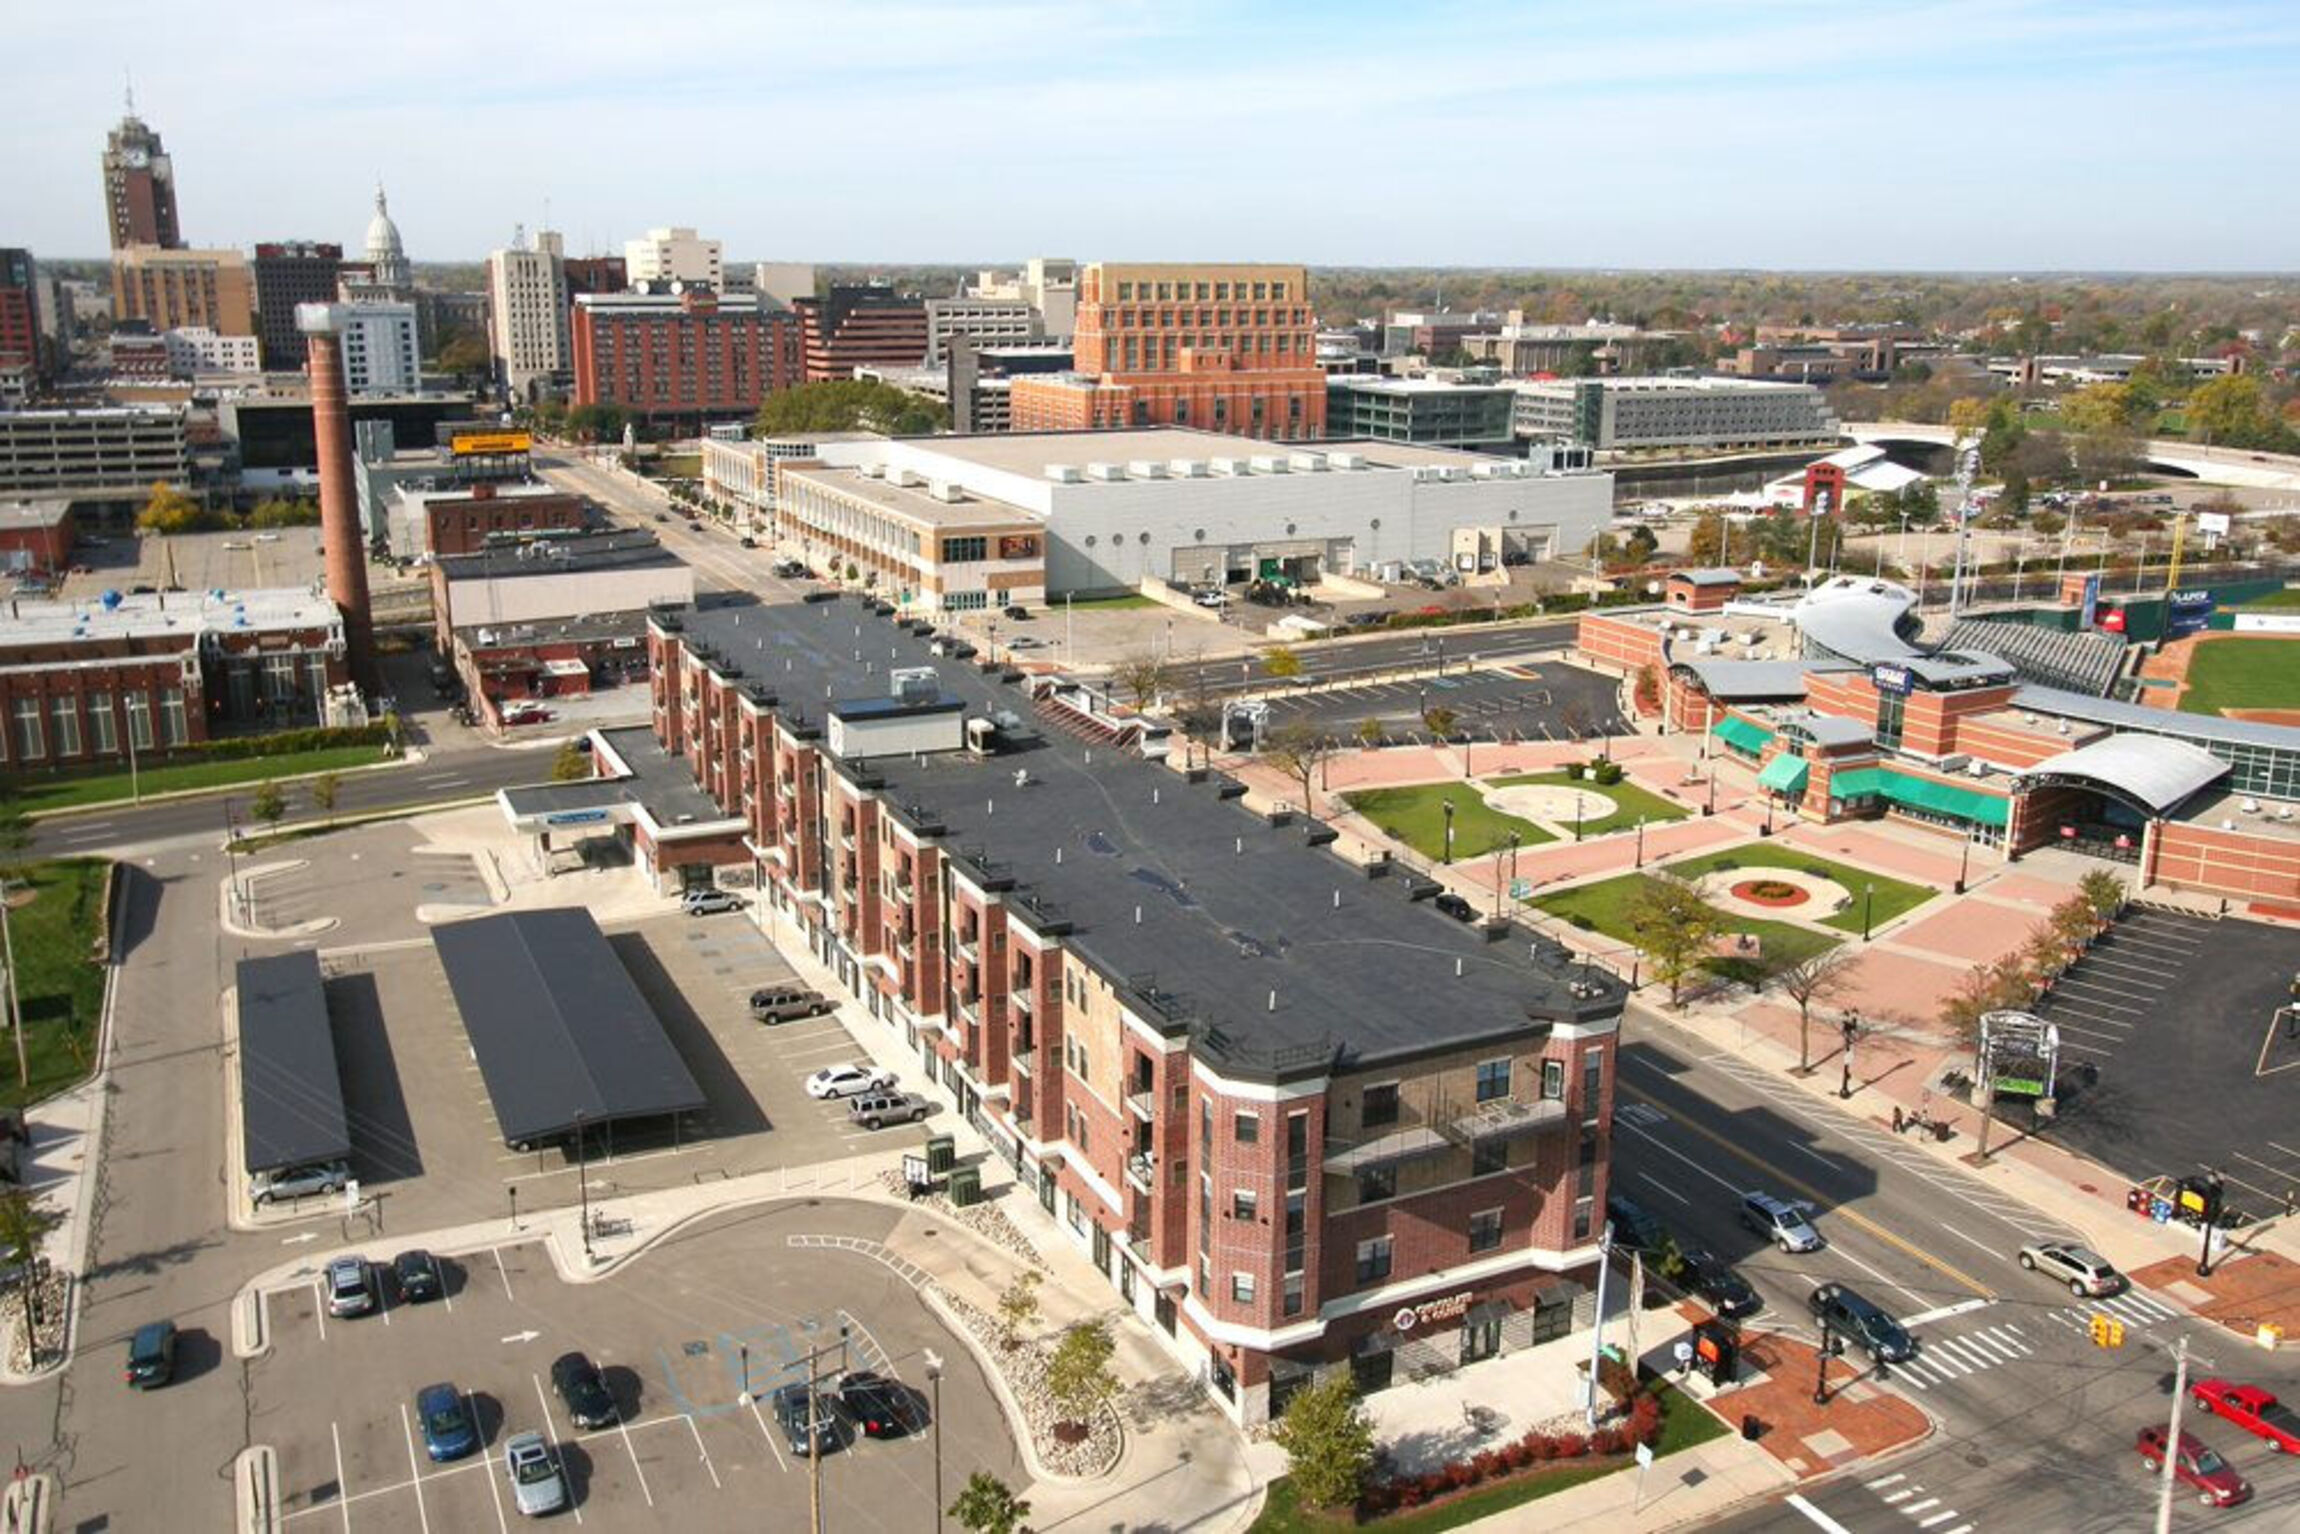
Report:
924,1350,946,1532
1508,830,1521,895
738,1342,752,1406
1813,1320,1837,1406
1634,816,1647,869
1442,800,1456,864
1956,832,1973,895
576,1111,594,1263
1574,792,1585,843
1862,882,1875,941
1840,1012,1859,1100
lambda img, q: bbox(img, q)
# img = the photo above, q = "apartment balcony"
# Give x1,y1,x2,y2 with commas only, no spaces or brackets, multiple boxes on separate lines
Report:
890,875,914,905
838,827,857,852
953,934,980,966
1009,1046,1034,1076
1125,1088,1156,1121
1008,986,1033,1017
955,996,980,1028
1124,1150,1157,1194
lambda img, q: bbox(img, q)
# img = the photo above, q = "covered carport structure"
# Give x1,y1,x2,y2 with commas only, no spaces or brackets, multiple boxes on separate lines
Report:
237,951,352,1178
2012,734,2230,860
431,908,707,1153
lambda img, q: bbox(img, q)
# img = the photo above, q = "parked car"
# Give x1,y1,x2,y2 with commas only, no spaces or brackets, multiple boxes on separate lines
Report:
393,1249,445,1304
325,1257,377,1318
2189,1379,2300,1454
838,1372,915,1438
124,1320,177,1389
806,1064,896,1100
929,635,977,659
1740,1190,1824,1253
551,1350,619,1430
501,700,553,726
1431,892,1477,922
751,985,836,1024
1807,1282,1915,1363
739,536,758,549
1192,589,1226,609
1682,1250,1761,1319
251,1159,350,1206
2136,1425,2252,1506
2018,1241,2123,1297
504,1431,568,1517
1343,611,1387,628
417,1382,480,1461
1002,605,1030,621
849,1091,932,1130
682,888,744,916
771,1381,846,1456
1008,635,1050,649
1604,1194,1665,1253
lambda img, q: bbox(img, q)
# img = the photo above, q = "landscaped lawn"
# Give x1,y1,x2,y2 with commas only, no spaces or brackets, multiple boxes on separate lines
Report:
8,744,391,813
2233,587,2300,610
4,859,112,1109
1489,771,1690,837
1664,843,1938,935
2179,636,2300,716
1344,783,1557,862
1532,872,1840,974
1058,592,1161,611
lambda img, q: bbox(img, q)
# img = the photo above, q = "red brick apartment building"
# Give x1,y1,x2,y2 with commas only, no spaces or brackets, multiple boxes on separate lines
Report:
506,596,1626,1423
1009,263,1328,441
571,288,803,431
405,483,589,558
0,588,349,770
792,284,929,384
1578,576,2300,903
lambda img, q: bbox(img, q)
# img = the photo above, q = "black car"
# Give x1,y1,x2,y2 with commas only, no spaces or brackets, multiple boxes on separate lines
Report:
739,536,758,548
1605,1193,1665,1253
1807,1281,1915,1362
1683,1250,1760,1319
1002,605,1030,621
771,1381,845,1456
837,1371,915,1439
1432,892,1477,922
393,1249,445,1304
124,1319,177,1389
551,1351,619,1430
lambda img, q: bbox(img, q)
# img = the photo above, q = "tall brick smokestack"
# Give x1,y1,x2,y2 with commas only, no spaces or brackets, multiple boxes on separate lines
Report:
297,303,376,690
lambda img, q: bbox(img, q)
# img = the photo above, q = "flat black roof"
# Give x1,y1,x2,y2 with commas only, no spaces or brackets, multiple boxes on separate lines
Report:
237,951,351,1175
830,694,965,721
431,908,706,1146
668,596,1624,1077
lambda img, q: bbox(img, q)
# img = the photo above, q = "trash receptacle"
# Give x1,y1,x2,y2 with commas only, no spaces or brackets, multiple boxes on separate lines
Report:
948,1166,982,1207
925,1134,956,1175
1740,1414,1762,1442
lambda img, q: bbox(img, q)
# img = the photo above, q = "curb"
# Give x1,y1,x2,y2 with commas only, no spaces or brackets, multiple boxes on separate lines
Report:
0,1471,53,1534
233,1446,279,1534
916,1282,1125,1486
25,746,427,823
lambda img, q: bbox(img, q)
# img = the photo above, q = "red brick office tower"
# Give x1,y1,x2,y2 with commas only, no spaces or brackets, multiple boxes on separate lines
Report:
297,302,376,689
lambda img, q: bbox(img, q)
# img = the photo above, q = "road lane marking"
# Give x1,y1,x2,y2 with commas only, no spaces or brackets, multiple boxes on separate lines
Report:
1902,1298,1990,1327
1918,1513,1961,1529
1937,1223,2000,1257
1833,1244,1933,1308
1786,1494,1856,1532
399,1402,433,1534
1788,1142,1837,1168
1902,1498,1939,1514
1637,1172,1690,1204
748,1394,791,1473
1616,1083,1996,1300
1867,1473,1904,1489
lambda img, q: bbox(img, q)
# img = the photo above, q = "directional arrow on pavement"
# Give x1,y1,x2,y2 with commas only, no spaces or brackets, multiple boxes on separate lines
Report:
280,1232,319,1245
502,1329,541,1345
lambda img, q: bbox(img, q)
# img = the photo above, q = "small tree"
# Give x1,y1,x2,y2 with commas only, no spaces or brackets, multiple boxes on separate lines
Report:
949,1471,1032,1534
2021,920,2067,990
1044,1319,1117,1434
2049,892,2098,951
1626,874,1721,1004
1354,716,1385,749
1773,946,1857,1074
309,772,341,827
1109,651,1171,711
1268,1373,1376,1511
1422,704,1459,740
136,481,206,535
994,1269,1042,1350
1633,662,1662,715
249,778,287,831
549,739,594,783
0,1188,60,1360
1262,719,1338,812
2078,869,2126,924
1262,646,1304,682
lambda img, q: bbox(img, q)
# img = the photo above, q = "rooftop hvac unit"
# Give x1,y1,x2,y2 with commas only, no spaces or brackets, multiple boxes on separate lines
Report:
1168,459,1209,477
1327,452,1364,469
1086,462,1124,481
1208,457,1246,476
927,481,964,503
1044,463,1082,483
1250,455,1288,474
1471,461,1501,477
1289,452,1327,472
888,468,921,488
1967,759,1988,776
890,665,938,702
1126,460,1167,480
858,462,885,478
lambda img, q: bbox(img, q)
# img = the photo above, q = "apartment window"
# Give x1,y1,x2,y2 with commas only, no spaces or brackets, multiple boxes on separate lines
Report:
1282,1273,1305,1318
1231,1189,1257,1221
10,699,42,762
1473,1138,1507,1176
1355,1164,1396,1204
1582,1049,1604,1116
1233,1110,1260,1144
1200,1096,1212,1154
1541,1060,1565,1100
1230,1273,1256,1304
1361,1083,1399,1129
1476,1058,1511,1103
1468,1208,1505,1253
1573,1197,1594,1241
1065,1191,1085,1234
87,691,117,755
1355,1235,1393,1285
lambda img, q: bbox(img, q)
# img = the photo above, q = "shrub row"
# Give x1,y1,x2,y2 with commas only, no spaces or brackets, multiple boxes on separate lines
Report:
1360,1394,1664,1514
172,721,393,762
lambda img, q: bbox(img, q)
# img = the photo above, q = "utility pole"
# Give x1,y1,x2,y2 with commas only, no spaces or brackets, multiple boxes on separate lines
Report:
805,1320,850,1534
1583,1221,1614,1431
924,1349,945,1532
2155,1335,2190,1534
576,1111,592,1264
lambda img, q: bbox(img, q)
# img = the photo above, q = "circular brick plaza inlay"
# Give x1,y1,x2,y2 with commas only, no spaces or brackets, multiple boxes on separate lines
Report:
1730,879,1811,908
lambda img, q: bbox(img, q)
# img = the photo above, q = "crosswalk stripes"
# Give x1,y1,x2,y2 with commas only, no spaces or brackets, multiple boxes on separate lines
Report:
1864,1472,1974,1534
1614,1101,1668,1128
2038,1287,2178,1333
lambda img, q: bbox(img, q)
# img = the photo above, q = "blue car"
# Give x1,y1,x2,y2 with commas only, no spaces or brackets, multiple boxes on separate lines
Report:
417,1383,479,1462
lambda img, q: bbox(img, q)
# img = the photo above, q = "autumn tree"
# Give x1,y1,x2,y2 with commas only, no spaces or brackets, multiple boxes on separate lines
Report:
309,772,341,826
1269,1374,1376,1510
1109,651,1171,710
1626,874,1721,1004
1044,1320,1117,1434
136,482,208,535
1771,946,1857,1074
1262,719,1338,812
949,1473,1032,1534
249,778,287,830
1421,704,1458,740
1261,646,1304,682
550,739,594,782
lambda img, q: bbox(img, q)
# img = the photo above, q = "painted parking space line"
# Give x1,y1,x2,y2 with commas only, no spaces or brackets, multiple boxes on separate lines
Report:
747,1395,791,1474
494,1248,515,1302
332,1420,351,1532
616,1412,656,1508
685,1415,723,1489
529,1375,584,1525
399,1403,433,1534
478,1431,509,1534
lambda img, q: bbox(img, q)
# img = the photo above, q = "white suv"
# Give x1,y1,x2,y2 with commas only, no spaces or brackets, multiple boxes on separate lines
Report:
2019,1241,2123,1296
1740,1191,1824,1253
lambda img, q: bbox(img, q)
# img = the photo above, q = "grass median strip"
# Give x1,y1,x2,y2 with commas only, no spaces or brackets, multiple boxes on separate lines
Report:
12,744,395,814
4,858,112,1109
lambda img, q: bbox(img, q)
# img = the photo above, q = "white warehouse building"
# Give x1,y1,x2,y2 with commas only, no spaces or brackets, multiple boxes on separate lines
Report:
783,427,1612,605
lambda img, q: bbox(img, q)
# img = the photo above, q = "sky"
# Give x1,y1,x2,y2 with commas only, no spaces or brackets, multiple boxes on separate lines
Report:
8,0,2297,271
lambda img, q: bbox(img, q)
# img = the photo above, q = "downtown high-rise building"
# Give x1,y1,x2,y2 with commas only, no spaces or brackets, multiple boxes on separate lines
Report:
251,242,345,369
101,101,183,251
487,229,572,402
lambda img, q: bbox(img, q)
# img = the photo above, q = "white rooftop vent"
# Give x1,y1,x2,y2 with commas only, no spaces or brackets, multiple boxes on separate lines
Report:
1167,458,1209,478
1126,460,1168,480
1327,451,1364,470
888,468,921,488
1289,452,1328,472
927,480,964,503
1209,457,1246,476
1044,463,1082,483
1471,461,1502,477
857,462,885,479
1250,455,1289,474
1086,461,1125,481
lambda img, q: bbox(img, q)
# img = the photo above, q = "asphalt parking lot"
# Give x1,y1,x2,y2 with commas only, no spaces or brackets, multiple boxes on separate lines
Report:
2027,904,2300,1221
249,914,939,1234
1253,659,1628,744
253,1202,1017,1532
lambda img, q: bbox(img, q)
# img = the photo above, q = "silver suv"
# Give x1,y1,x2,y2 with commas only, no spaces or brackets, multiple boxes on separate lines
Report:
251,1160,350,1206
849,1092,931,1131
2019,1241,2123,1296
1740,1191,1824,1253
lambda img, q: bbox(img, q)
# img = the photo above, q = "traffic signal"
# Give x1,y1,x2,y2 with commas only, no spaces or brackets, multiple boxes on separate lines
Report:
2089,1314,2126,1349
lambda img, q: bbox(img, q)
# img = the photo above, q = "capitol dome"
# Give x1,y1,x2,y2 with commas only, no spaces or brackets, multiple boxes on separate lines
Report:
364,184,409,287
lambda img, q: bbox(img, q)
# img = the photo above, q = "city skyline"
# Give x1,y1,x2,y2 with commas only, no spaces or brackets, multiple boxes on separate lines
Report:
5,0,2297,271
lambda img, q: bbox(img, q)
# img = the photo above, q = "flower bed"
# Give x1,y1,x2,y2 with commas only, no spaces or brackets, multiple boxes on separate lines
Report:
1730,878,1810,908
1360,1393,1662,1516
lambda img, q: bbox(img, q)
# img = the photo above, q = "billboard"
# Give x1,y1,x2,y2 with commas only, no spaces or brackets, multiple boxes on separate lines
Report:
2078,573,2100,631
1871,664,1914,696
450,430,534,457
997,534,1040,560
2167,590,2215,639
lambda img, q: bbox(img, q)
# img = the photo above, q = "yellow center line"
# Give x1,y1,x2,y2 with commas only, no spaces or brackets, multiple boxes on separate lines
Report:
1617,1081,1997,1302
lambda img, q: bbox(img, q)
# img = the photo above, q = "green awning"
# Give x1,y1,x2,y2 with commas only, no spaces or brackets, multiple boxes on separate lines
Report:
1876,771,2010,827
1828,767,1886,799
1715,716,1773,754
1757,754,1811,795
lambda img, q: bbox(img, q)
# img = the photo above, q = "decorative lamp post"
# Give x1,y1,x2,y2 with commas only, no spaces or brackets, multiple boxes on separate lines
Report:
1442,800,1456,865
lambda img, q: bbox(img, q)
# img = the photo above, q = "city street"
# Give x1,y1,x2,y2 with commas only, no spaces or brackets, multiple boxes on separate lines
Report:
1615,1007,2300,1532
